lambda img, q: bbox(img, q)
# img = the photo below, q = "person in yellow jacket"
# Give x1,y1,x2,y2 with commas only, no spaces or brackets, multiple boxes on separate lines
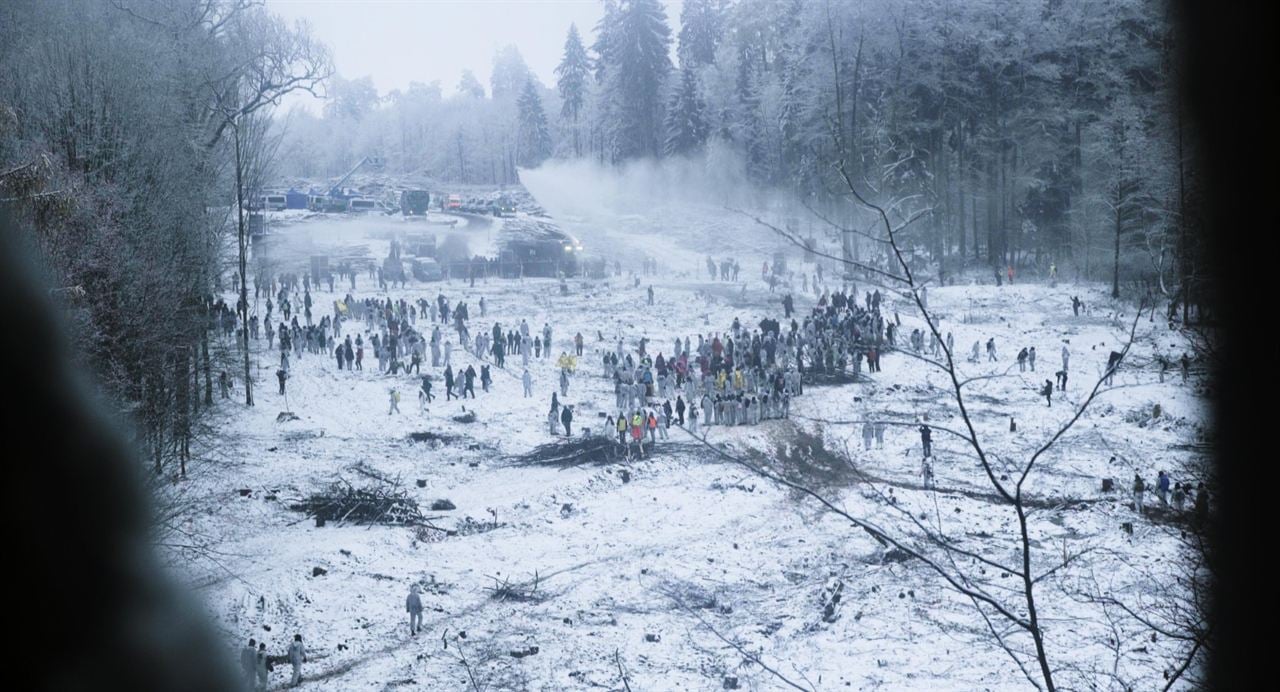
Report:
616,413,628,444
732,369,744,391
716,370,727,391
630,412,645,454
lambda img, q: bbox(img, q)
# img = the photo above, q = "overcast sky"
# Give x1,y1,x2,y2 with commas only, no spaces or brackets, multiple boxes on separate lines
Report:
268,0,683,110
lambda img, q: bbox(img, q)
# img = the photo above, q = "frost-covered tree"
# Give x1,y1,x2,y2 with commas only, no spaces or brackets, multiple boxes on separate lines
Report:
556,23,590,157
458,69,486,99
677,0,726,69
601,0,673,161
490,46,533,102
664,67,709,156
591,0,620,85
517,79,553,168
324,75,379,121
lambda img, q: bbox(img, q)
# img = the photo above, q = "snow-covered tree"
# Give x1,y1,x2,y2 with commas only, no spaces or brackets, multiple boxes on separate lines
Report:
677,0,725,69
664,66,709,156
324,75,379,121
517,79,553,168
490,46,533,101
457,69,485,99
591,0,620,85
556,23,590,157
601,0,673,161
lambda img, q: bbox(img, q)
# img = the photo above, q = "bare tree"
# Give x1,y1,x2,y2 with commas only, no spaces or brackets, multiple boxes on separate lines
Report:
225,109,280,406
708,77,1149,684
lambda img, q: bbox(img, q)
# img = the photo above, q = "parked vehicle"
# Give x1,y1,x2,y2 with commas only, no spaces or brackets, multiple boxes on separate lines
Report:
410,257,442,281
261,193,287,211
401,189,431,215
490,196,516,217
349,198,378,213
403,231,437,258
446,194,462,210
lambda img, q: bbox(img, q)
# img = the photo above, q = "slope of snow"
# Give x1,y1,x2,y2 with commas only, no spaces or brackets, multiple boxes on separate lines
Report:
179,204,1205,690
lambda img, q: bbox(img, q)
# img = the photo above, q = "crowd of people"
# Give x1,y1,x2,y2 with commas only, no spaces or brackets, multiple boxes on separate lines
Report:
1132,466,1210,525
224,246,1215,689
238,634,306,690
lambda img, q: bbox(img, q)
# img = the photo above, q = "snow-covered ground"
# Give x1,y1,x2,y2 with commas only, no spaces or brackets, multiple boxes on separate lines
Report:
181,193,1206,690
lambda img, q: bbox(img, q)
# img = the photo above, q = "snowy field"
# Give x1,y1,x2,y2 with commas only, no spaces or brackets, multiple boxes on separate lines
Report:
181,196,1206,690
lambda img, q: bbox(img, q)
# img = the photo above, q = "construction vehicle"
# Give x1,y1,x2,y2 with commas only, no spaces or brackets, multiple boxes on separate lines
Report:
325,155,384,209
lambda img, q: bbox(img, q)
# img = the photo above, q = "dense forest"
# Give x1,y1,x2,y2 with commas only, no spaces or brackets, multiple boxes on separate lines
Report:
277,0,1204,306
1,0,330,534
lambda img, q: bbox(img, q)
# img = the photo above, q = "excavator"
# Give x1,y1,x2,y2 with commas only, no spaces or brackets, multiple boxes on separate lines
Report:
311,155,384,212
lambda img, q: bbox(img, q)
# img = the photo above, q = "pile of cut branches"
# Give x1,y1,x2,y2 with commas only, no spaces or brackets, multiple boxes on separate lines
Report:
512,437,699,468
512,437,629,467
291,476,439,527
486,571,542,603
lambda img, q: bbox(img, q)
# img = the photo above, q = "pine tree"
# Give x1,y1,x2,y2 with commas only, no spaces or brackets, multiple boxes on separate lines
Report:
665,66,709,155
677,0,725,69
556,23,590,157
734,47,768,181
590,0,622,163
591,0,620,85
517,79,552,167
605,0,673,160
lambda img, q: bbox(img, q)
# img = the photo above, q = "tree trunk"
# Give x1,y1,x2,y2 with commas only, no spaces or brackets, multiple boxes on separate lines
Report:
202,326,213,406
1113,189,1122,299
233,122,254,407
1176,105,1191,323
1113,122,1126,299
957,123,967,261
986,156,998,266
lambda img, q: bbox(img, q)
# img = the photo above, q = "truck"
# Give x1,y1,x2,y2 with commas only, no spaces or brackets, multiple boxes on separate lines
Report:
410,257,442,282
400,189,431,216
403,231,437,258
